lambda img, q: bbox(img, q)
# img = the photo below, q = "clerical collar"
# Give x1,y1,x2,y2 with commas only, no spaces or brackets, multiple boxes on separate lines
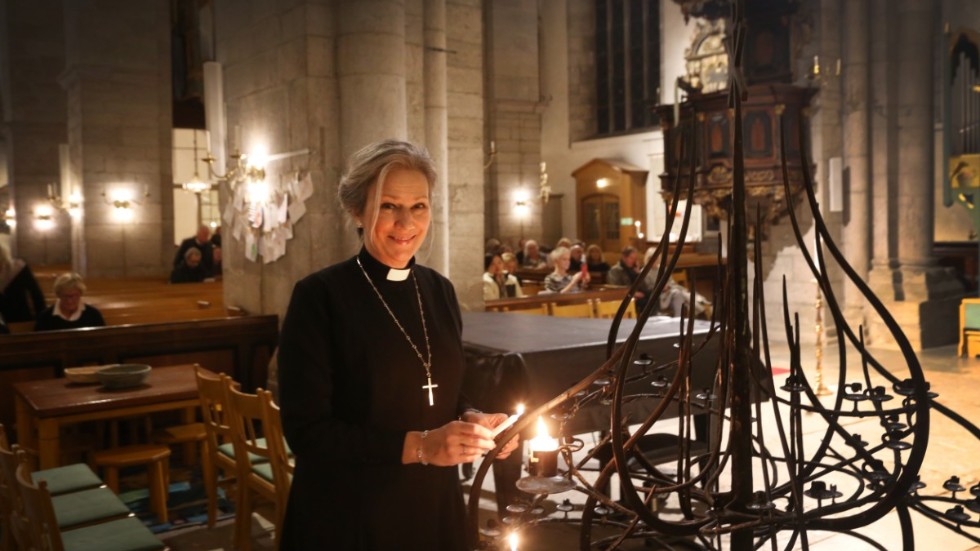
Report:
357,247,416,282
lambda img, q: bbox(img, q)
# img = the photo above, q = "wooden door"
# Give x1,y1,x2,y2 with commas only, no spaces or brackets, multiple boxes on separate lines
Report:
581,193,621,252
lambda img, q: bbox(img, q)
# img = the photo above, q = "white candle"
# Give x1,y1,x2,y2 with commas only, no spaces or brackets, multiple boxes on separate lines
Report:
491,403,525,438
528,417,558,452
508,532,518,551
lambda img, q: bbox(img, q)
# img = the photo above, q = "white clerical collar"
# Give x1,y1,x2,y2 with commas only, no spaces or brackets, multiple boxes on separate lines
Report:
387,267,411,281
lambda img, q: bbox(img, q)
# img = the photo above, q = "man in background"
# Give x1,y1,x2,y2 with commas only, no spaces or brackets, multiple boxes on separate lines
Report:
173,225,214,277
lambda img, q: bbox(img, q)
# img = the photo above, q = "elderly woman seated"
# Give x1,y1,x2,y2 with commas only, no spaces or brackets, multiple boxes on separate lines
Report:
642,247,710,317
543,246,589,293
34,272,106,331
170,247,208,284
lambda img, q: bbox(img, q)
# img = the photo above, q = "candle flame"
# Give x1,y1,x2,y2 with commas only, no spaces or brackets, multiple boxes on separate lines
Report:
508,532,518,551
536,417,549,438
516,403,525,415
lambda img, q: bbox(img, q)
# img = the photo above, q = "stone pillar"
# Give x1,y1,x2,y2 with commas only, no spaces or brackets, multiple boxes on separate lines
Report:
841,0,871,320
424,0,450,275
338,0,407,158
0,0,69,266
869,0,897,279
61,0,173,278
866,0,963,349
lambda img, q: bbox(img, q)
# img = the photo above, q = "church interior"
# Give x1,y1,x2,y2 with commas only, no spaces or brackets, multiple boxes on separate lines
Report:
1,0,980,549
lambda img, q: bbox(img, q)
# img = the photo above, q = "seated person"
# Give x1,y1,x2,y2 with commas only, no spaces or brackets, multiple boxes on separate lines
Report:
521,239,548,269
34,272,106,331
544,246,589,293
607,246,649,311
174,225,215,276
483,253,524,300
500,252,523,286
642,247,710,317
170,247,209,284
585,244,610,274
568,243,585,273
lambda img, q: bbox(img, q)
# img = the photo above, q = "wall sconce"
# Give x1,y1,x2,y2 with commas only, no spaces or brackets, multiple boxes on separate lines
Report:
539,162,551,204
807,55,841,83
102,186,149,223
634,220,644,240
1,207,14,230
33,204,55,231
484,140,497,170
596,177,610,189
203,148,266,188
47,183,84,219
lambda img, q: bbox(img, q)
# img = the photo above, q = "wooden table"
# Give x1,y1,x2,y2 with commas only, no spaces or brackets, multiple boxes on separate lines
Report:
14,364,203,469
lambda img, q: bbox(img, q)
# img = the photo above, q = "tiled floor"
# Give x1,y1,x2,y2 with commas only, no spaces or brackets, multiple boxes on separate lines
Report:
162,341,980,550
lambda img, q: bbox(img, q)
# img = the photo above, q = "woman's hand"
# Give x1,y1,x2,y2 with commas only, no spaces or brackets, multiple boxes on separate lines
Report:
461,411,521,460
416,421,495,466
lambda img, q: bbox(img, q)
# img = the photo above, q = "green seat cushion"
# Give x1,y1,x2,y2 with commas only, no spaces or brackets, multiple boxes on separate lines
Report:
966,302,980,330
32,463,103,496
61,516,165,551
53,487,131,529
218,440,270,464
251,462,274,483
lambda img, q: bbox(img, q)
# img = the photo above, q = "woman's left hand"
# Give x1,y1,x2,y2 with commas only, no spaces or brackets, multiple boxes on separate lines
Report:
461,411,520,460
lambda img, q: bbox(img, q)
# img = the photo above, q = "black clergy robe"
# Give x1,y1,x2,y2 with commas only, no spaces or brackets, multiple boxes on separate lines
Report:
277,248,470,550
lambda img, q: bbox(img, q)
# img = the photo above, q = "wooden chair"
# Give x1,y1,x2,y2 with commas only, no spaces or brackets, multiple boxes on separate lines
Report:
91,444,172,524
262,394,293,540
195,367,245,529
551,301,596,318
225,386,278,551
14,450,166,551
594,298,637,319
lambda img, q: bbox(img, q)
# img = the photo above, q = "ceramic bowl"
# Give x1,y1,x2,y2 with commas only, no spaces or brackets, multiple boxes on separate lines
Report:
96,364,152,389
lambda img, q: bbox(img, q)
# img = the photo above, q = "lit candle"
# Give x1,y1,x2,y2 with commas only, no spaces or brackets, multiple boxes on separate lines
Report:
528,417,559,477
491,403,525,439
508,532,518,551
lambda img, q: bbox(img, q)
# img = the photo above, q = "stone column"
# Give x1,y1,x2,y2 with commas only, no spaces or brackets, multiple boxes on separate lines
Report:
338,0,407,157
866,0,963,349
424,0,450,275
869,0,897,277
841,0,871,319
0,0,69,265
61,0,173,278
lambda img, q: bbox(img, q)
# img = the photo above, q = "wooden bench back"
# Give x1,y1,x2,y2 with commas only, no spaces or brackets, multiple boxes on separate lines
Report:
0,315,279,431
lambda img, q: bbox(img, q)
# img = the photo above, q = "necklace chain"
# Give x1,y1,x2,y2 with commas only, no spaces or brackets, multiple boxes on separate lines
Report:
356,257,432,379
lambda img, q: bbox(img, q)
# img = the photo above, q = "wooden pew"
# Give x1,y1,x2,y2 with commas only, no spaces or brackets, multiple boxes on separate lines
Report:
0,315,279,433
486,287,629,314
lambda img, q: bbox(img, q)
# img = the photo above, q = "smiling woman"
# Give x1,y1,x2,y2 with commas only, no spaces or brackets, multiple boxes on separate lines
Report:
276,140,518,550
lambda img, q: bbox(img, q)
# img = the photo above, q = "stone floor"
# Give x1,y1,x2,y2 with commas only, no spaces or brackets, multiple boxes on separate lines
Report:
161,341,980,550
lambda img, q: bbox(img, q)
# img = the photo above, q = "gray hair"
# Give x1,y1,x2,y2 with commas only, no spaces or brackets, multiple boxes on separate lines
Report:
184,247,202,261
337,140,437,238
53,272,86,297
549,246,570,264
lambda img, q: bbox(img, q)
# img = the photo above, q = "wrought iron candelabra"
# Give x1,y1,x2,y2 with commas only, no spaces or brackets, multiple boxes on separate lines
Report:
467,2,979,549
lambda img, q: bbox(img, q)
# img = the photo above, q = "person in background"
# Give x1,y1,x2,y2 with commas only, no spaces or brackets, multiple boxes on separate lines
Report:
521,239,547,269
34,272,105,331
210,226,222,248
500,252,523,286
607,246,649,311
515,238,528,265
484,237,502,256
170,247,209,283
568,243,585,273
277,139,518,550
0,243,46,324
544,246,589,293
585,244,611,274
483,253,524,300
174,225,215,276
643,247,709,317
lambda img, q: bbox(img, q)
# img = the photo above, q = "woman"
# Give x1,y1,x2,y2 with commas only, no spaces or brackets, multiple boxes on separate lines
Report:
482,253,523,300
34,272,105,331
170,247,208,284
520,239,547,269
585,244,611,274
0,243,46,323
277,140,517,550
543,246,589,293
500,252,522,286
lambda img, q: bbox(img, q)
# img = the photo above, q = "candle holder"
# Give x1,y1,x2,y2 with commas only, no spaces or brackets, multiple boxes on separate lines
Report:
528,448,558,478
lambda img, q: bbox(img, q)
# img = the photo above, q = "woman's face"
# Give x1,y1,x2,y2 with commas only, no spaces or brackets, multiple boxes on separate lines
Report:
489,255,504,276
58,288,82,316
359,168,431,268
556,253,571,273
